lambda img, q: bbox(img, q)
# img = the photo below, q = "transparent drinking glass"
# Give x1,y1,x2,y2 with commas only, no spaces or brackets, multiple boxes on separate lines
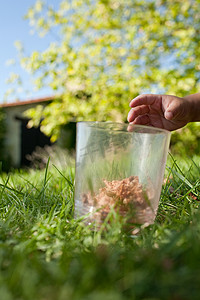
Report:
74,122,171,226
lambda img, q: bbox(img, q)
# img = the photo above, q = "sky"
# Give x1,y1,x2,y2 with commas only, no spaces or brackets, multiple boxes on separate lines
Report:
0,0,59,103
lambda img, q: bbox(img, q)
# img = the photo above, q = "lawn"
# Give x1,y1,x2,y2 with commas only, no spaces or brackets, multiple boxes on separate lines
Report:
0,154,200,300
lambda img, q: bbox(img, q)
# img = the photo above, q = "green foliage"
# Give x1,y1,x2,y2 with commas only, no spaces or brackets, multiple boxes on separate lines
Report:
10,0,200,141
170,122,200,157
0,156,200,299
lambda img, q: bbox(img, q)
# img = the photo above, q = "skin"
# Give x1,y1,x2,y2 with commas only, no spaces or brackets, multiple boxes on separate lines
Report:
127,93,200,131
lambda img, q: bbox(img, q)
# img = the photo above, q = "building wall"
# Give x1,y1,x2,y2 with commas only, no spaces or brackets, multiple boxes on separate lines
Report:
2,99,76,168
4,106,22,167
4,103,45,167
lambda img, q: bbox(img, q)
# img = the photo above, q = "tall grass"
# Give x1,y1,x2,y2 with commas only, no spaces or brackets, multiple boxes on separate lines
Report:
0,154,200,299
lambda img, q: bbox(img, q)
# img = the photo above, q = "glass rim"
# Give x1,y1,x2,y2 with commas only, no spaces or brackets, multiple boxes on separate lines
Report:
77,121,171,135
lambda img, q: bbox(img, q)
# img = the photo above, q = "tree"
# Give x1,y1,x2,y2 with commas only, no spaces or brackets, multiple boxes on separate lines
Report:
10,0,200,142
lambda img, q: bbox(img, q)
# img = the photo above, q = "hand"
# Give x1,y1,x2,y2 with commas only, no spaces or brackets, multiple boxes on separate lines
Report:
127,94,191,131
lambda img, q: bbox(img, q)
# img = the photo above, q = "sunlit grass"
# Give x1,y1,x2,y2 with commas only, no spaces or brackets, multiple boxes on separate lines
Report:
0,154,200,299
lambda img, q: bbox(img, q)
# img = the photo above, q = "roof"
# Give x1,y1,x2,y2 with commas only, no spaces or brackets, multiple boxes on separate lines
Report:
0,96,54,108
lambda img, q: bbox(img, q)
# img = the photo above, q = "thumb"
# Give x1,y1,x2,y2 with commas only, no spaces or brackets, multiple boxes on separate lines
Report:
164,111,174,120
164,99,183,120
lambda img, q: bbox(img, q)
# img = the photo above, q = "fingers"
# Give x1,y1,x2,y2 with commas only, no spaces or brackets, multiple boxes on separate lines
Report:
129,94,162,108
132,115,150,125
127,105,150,122
127,115,151,131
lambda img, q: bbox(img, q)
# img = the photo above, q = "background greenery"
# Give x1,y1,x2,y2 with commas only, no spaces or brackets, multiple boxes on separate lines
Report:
170,122,200,157
6,0,200,144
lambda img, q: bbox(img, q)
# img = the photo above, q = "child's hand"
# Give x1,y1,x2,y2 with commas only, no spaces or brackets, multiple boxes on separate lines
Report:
127,94,192,131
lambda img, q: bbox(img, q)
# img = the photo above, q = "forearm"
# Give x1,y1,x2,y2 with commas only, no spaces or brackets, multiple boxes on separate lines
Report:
184,93,200,122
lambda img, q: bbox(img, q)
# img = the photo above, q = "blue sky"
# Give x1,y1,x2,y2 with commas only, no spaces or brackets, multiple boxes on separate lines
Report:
0,0,59,103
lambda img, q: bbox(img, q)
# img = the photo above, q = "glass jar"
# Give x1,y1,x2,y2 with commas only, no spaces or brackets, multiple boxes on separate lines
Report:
74,122,171,226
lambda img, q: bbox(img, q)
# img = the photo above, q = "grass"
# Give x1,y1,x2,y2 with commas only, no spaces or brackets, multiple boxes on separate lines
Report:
0,154,200,299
